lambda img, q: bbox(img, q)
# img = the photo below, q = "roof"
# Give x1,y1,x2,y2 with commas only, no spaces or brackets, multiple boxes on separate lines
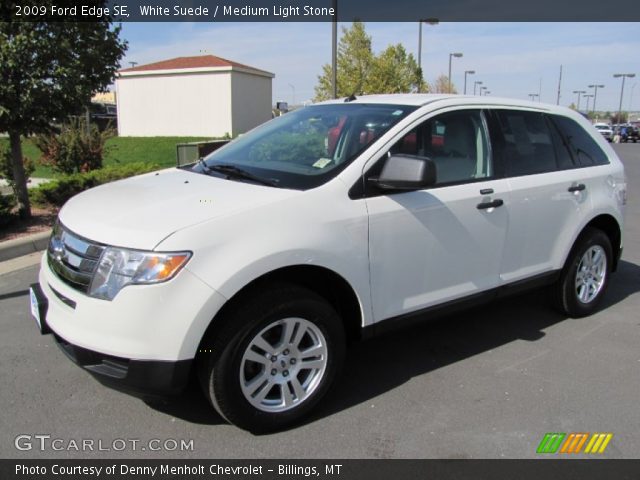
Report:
316,93,566,112
118,55,274,78
317,94,455,106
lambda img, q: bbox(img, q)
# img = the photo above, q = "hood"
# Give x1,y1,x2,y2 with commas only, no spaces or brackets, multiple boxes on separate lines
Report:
59,168,299,250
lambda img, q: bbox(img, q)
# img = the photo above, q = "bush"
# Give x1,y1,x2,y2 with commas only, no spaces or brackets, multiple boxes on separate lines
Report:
30,162,161,208
34,117,114,175
0,193,17,228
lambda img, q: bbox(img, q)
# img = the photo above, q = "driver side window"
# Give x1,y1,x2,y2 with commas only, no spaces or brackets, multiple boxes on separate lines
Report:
390,110,491,185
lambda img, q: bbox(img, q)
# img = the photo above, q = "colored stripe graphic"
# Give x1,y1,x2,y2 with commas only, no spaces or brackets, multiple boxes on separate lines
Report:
560,433,589,453
584,433,613,454
539,433,613,454
537,433,566,453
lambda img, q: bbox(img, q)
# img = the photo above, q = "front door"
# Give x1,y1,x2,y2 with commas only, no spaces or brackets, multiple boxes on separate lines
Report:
366,109,510,322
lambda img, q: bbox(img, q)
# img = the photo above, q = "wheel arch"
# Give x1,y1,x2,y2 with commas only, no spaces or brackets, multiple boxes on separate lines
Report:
196,264,364,356
578,214,622,271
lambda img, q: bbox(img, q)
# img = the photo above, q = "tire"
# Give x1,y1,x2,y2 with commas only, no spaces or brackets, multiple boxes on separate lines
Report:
198,283,345,433
553,228,612,318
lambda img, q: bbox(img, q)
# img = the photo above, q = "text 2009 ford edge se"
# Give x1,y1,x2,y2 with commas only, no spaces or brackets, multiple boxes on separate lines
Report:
30,95,626,432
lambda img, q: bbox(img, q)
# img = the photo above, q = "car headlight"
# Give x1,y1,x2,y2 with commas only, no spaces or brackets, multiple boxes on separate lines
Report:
89,247,191,301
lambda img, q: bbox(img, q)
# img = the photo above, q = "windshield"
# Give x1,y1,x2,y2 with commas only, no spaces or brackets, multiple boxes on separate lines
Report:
193,103,417,189
595,125,609,130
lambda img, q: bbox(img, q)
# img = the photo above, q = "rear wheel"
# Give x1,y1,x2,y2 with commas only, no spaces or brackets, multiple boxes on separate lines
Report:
198,283,345,432
553,228,612,317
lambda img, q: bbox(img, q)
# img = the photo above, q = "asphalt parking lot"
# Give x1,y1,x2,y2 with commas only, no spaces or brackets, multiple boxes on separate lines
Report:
1,144,639,459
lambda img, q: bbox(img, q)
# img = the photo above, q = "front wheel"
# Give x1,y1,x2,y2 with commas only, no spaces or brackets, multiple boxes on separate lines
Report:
553,228,612,318
198,283,345,433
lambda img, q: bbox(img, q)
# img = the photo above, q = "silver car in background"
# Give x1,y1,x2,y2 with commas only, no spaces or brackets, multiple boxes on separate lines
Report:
594,123,613,142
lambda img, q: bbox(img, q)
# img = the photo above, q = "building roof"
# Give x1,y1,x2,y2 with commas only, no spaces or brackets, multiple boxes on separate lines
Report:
118,55,274,78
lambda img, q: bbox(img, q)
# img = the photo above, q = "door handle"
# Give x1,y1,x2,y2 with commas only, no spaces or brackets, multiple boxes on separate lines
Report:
568,183,586,193
477,199,504,210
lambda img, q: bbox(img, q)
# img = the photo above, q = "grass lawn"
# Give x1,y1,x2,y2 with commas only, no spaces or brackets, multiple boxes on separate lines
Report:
1,136,210,178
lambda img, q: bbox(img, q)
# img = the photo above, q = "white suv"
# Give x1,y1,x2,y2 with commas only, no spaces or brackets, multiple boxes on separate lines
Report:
30,95,626,432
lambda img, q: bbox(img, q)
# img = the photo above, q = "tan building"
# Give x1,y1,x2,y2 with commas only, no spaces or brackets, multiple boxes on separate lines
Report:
92,91,116,104
116,55,274,137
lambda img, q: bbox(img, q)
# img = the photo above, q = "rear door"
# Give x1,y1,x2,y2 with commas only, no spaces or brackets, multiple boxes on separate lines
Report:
490,109,603,283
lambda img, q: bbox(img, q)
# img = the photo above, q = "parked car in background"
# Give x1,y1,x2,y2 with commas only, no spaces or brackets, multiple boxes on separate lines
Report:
621,124,639,143
594,122,613,142
30,95,626,432
89,102,117,131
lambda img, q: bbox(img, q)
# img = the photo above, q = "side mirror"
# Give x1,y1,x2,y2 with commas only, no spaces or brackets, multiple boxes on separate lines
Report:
370,154,436,191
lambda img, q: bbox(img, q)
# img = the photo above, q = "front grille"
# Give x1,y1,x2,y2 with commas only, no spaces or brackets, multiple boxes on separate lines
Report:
47,222,105,293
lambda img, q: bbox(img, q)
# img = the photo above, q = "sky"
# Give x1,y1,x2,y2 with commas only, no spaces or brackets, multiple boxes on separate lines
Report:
118,22,640,111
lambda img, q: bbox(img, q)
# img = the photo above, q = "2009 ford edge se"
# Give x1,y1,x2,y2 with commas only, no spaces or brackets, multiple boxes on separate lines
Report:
30,95,626,432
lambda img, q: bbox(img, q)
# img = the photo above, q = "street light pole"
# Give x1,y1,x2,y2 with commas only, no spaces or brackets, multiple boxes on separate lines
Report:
613,73,636,123
573,90,586,111
448,52,463,93
288,83,296,106
473,81,483,95
331,0,337,99
528,93,539,101
629,82,637,112
583,94,594,112
417,19,439,92
588,84,604,114
463,70,475,95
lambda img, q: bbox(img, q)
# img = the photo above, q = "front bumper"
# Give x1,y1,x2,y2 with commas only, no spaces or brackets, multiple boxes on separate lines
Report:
30,281,194,397
54,331,193,397
32,253,227,395
37,253,226,361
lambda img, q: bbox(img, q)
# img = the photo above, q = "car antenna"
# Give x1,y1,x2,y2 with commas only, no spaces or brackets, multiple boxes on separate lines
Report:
344,94,357,102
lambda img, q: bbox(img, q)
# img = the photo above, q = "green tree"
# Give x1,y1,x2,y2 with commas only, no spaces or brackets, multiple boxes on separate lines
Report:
314,23,429,101
314,22,373,101
432,74,458,94
610,112,628,124
0,9,127,218
368,44,425,94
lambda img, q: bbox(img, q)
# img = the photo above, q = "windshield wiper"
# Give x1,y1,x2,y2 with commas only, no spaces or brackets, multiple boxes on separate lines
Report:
207,163,279,187
197,157,213,173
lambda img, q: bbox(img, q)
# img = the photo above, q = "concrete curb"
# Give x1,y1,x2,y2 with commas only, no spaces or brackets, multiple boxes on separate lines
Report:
0,230,51,262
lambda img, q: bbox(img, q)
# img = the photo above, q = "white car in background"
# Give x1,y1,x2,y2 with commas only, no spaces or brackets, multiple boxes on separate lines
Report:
594,122,614,142
30,94,626,432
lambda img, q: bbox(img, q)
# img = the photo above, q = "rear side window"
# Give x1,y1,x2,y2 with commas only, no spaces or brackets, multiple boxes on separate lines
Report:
545,115,578,170
550,116,609,166
494,110,557,176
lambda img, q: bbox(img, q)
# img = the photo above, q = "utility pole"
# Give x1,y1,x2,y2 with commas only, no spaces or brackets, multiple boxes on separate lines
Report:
556,65,562,105
539,77,542,101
